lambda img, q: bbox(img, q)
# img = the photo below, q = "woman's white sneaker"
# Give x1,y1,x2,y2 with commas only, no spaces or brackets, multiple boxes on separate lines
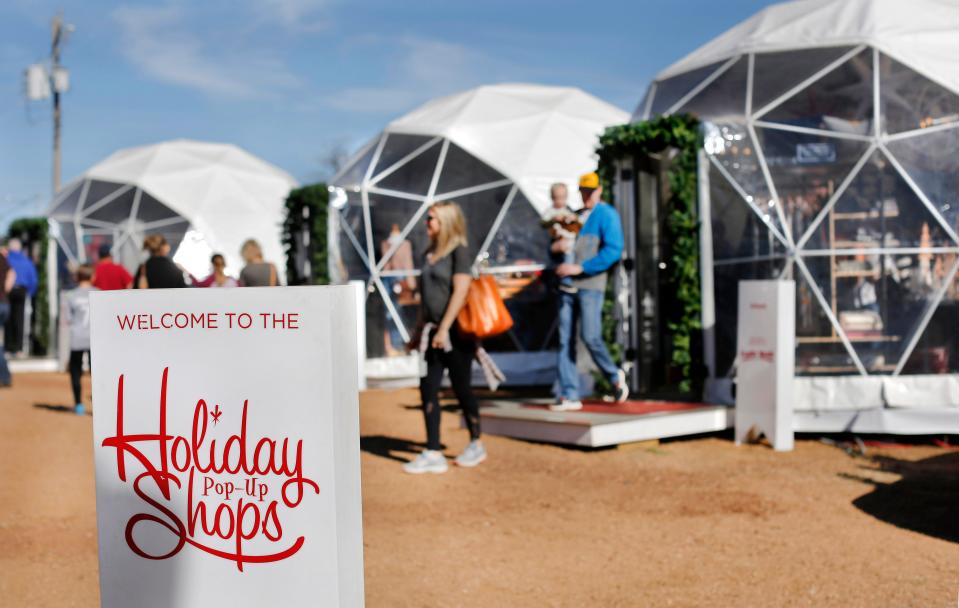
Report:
454,440,487,467
402,450,448,474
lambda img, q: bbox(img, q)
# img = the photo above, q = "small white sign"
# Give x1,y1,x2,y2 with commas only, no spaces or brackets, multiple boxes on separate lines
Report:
735,280,795,451
90,286,364,607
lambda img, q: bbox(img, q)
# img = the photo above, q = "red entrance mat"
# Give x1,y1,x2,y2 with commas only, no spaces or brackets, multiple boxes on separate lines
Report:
521,400,715,415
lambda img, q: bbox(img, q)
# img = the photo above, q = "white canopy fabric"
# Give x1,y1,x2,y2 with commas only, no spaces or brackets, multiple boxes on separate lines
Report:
657,0,959,95
385,83,630,213
51,140,297,280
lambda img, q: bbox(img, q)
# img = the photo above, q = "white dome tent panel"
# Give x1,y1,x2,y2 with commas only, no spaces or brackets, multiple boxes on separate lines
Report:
47,140,297,282
330,83,628,371
634,0,959,423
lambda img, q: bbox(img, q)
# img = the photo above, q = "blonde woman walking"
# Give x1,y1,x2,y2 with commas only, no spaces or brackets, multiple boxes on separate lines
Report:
404,201,485,474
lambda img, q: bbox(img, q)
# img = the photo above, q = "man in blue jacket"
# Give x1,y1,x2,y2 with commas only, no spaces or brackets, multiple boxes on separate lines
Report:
552,172,628,411
4,238,38,357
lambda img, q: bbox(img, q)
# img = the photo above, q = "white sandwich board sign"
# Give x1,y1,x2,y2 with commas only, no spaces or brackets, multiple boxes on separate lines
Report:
735,280,795,451
90,286,364,607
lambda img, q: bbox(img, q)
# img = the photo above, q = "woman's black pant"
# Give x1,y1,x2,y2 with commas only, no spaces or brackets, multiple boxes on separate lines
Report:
419,335,480,451
69,350,88,404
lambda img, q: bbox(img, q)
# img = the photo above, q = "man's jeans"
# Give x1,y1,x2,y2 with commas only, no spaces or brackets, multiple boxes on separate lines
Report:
557,288,619,400
0,302,11,384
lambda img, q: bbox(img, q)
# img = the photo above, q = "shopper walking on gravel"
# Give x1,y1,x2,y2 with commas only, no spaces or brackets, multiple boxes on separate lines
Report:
553,171,629,411
404,201,485,474
0,246,14,387
63,265,96,415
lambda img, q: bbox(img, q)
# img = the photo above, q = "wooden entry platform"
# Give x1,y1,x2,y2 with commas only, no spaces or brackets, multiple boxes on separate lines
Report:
478,398,733,447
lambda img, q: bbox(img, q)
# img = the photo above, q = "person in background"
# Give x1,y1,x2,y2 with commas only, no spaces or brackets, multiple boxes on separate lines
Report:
403,201,485,474
63,265,96,415
0,247,15,387
192,254,238,288
92,243,133,291
553,171,629,411
238,239,278,287
380,224,416,355
4,238,38,357
134,235,187,289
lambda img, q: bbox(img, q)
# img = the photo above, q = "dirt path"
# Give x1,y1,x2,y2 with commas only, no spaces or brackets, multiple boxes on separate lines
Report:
1,373,957,606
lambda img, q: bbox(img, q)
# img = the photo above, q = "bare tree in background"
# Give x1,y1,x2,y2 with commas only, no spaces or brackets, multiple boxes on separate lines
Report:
315,139,352,182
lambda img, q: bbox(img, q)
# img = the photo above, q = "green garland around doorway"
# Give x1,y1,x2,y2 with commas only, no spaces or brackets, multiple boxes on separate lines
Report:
596,114,703,394
282,184,330,285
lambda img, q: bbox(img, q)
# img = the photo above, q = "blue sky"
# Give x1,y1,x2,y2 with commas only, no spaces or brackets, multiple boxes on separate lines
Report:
0,0,772,228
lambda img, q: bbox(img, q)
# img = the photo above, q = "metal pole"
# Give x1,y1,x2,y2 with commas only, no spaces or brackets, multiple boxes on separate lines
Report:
51,13,63,194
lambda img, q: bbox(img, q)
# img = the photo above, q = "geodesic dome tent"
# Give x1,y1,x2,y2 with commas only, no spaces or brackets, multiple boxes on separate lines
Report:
637,0,959,425
330,83,629,363
47,140,297,281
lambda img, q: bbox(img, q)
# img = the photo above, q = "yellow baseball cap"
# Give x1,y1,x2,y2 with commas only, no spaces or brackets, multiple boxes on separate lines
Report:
578,172,600,189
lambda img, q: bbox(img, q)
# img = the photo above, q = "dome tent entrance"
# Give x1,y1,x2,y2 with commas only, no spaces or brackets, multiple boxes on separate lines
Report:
635,0,959,430
47,140,297,281
329,84,629,379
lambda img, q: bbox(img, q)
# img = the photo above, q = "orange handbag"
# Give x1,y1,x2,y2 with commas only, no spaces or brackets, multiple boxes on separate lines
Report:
457,275,514,339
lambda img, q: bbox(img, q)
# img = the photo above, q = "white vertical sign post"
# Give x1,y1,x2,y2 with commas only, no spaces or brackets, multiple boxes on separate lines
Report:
735,280,795,451
90,286,364,607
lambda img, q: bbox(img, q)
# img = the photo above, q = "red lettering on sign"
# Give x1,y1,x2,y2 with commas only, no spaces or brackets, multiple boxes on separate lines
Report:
101,368,320,571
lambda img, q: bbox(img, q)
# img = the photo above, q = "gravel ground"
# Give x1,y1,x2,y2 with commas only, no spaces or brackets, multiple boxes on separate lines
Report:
1,373,957,607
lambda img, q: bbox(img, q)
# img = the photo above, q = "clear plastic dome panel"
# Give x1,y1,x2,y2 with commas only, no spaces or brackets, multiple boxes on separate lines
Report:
650,61,726,116
375,142,442,195
484,192,551,267
751,46,853,113
336,142,378,189
760,48,874,135
712,259,786,375
885,128,959,233
80,180,127,213
368,194,429,267
136,191,183,225
880,54,959,134
85,186,136,224
50,183,83,218
372,134,437,179
677,57,748,120
709,164,787,260
829,151,954,250
435,142,507,195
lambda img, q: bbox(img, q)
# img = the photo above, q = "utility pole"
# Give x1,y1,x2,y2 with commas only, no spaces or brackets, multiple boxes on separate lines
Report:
51,13,65,194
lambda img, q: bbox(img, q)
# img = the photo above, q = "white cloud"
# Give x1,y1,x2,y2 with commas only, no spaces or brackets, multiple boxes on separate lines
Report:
253,0,330,31
325,36,529,115
112,4,303,99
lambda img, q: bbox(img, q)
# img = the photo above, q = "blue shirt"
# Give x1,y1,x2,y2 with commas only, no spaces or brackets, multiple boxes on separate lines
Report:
578,202,624,274
7,250,38,296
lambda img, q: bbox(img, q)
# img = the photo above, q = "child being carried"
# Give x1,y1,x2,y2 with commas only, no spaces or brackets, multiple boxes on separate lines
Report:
542,183,582,293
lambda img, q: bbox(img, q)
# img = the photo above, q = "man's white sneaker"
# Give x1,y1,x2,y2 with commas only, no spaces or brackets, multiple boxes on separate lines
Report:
550,399,583,412
614,369,630,403
402,450,448,474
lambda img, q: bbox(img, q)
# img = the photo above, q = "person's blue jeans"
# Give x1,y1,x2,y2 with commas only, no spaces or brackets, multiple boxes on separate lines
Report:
559,251,575,289
557,288,619,400
0,302,11,385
